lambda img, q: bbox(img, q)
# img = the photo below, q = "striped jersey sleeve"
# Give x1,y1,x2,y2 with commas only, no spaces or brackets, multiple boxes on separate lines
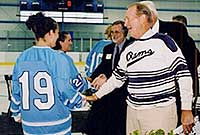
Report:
60,52,90,93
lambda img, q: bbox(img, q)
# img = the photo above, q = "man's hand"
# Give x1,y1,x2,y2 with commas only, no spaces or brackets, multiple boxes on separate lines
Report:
181,110,194,134
85,94,98,101
16,118,22,123
92,74,107,90
87,77,92,83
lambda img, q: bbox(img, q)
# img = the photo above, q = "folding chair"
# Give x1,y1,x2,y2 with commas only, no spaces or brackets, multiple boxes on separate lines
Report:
3,75,12,117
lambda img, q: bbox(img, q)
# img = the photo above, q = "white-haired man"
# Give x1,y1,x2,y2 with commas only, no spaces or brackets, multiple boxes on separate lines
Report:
140,0,198,127
85,2,194,135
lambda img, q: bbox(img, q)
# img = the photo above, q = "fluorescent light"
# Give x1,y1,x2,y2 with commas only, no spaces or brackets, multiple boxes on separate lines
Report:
19,11,104,23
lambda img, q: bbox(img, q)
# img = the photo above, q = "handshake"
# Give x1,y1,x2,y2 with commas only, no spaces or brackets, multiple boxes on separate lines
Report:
81,74,107,101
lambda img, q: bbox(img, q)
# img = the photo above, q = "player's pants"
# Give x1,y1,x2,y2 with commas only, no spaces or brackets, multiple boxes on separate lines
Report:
126,102,177,135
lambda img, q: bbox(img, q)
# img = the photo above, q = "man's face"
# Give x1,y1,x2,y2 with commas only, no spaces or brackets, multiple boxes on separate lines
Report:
124,6,144,39
111,24,125,45
61,34,72,52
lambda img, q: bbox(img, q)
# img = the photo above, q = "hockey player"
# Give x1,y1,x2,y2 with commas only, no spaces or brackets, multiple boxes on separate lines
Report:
10,12,85,135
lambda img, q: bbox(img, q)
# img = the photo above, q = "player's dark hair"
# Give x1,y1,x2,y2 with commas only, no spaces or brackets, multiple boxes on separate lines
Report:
26,12,58,41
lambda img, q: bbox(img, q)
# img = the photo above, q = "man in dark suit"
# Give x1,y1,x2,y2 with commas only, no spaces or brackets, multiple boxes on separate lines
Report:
172,15,200,101
85,20,130,135
141,1,199,126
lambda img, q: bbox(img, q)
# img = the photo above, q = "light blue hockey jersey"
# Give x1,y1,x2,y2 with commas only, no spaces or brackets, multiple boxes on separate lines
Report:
59,51,90,93
85,39,112,77
10,46,84,135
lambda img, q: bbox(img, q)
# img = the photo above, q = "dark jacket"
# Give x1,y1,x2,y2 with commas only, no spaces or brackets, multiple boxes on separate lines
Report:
85,39,131,135
90,39,130,79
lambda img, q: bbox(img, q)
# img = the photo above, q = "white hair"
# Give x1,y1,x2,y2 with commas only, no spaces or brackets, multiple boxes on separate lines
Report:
140,1,159,17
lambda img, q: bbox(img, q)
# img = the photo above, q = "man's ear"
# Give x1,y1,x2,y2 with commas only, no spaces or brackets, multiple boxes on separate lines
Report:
59,40,63,46
140,14,146,22
49,30,53,35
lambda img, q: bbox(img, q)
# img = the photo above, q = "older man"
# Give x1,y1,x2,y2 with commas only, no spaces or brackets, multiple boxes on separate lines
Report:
140,1,199,126
86,2,194,135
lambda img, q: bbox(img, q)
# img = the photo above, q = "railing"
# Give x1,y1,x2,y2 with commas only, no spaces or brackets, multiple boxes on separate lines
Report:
0,30,105,52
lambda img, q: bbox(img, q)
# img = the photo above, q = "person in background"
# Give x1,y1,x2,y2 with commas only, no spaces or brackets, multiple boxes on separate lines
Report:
85,25,112,79
53,31,90,94
53,31,72,52
10,12,85,135
84,20,130,135
172,15,200,105
172,15,188,26
85,2,194,135
140,0,198,126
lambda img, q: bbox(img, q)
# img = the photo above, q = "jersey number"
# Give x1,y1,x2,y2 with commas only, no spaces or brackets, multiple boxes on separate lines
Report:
72,74,83,88
19,71,54,110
